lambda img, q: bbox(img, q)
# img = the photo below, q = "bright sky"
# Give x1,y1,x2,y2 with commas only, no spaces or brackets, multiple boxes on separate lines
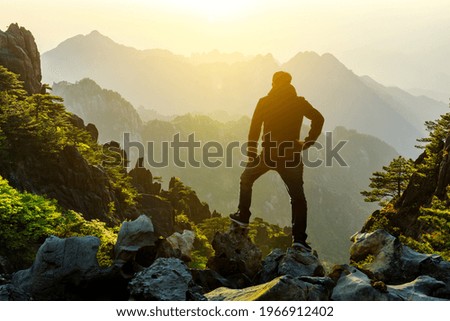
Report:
2,0,450,93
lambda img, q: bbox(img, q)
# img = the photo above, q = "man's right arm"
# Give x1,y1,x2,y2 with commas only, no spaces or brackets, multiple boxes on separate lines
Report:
301,97,324,149
246,99,264,159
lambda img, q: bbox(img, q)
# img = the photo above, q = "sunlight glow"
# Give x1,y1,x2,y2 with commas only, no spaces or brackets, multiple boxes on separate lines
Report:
162,0,259,21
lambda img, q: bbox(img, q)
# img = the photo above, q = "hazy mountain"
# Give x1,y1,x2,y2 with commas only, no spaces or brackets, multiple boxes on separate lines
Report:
340,44,450,104
52,78,143,143
190,50,254,65
41,31,446,158
281,52,446,157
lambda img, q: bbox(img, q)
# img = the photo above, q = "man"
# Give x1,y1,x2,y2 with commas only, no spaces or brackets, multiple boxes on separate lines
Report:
230,71,324,251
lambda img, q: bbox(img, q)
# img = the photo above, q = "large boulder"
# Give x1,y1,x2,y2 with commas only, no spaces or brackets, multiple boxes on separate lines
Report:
205,275,333,301
350,229,450,291
12,236,101,300
114,215,158,274
0,23,42,94
331,265,446,301
128,257,204,301
207,227,262,282
259,248,325,283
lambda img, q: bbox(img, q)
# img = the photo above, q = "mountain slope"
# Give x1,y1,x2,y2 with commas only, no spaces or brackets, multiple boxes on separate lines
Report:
52,78,143,143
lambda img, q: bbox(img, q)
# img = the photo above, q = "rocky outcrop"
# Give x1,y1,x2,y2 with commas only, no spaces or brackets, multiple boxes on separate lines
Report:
129,158,161,195
331,265,447,301
164,177,211,223
207,227,262,284
69,114,99,143
363,134,450,240
139,195,175,237
128,258,204,301
114,215,158,275
12,236,101,300
0,23,42,94
6,144,131,225
349,229,450,298
435,135,450,197
205,275,333,301
6,225,449,301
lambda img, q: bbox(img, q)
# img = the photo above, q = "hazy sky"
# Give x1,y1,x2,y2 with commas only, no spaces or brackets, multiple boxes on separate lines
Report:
2,0,450,96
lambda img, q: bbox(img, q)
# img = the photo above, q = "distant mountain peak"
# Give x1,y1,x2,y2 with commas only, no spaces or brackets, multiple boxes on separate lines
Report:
51,30,120,53
87,30,103,37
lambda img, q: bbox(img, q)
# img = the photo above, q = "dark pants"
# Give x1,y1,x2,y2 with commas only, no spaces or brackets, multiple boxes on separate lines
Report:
238,155,308,243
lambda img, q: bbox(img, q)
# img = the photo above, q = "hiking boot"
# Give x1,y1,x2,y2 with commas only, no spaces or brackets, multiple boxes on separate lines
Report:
292,241,312,252
229,211,250,227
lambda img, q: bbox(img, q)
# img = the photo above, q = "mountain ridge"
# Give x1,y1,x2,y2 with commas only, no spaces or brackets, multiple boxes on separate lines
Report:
41,30,447,157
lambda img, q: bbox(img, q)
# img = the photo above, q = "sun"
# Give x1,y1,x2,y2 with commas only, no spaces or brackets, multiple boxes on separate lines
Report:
162,0,257,22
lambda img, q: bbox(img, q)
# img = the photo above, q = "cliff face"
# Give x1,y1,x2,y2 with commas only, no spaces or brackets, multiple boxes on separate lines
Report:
0,23,42,94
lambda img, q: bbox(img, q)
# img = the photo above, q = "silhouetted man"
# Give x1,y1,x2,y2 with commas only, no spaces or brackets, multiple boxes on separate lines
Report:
230,71,324,251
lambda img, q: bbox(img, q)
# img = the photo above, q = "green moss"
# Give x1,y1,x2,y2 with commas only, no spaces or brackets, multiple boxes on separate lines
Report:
0,176,118,268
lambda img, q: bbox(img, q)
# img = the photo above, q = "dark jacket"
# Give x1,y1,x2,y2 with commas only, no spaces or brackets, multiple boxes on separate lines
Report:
248,84,324,160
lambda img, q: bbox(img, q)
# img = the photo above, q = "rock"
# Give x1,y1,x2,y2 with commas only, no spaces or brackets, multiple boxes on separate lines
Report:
205,275,332,301
165,230,196,262
435,135,450,197
68,114,99,143
164,177,211,223
129,158,161,195
0,23,42,94
207,227,262,281
297,276,335,301
331,265,446,301
258,248,285,282
332,265,400,301
86,123,99,142
12,236,101,300
128,257,204,301
0,284,31,301
420,259,450,299
114,215,158,273
205,276,306,301
54,145,126,224
350,229,450,286
259,248,325,283
190,269,235,293
139,194,175,238
389,275,447,301
68,113,86,129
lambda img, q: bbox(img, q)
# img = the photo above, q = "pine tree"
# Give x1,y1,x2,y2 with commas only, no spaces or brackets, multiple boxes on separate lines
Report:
361,156,415,206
